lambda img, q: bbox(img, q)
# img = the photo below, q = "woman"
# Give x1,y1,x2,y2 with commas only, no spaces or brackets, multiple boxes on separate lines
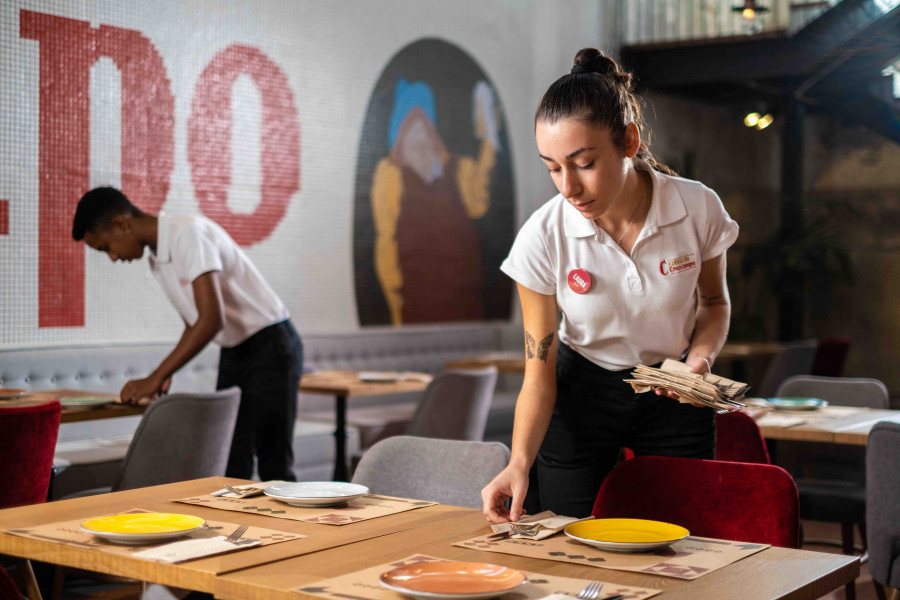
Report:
481,49,739,522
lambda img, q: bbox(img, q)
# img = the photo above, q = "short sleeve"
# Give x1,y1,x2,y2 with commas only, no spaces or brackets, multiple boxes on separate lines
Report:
700,187,740,261
173,222,224,283
500,213,556,295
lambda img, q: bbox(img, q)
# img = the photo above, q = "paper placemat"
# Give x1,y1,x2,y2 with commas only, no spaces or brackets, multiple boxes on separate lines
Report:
296,554,661,600
455,533,768,580
5,508,304,563
176,493,437,525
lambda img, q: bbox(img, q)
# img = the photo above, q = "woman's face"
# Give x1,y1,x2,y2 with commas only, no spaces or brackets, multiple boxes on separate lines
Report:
535,118,636,220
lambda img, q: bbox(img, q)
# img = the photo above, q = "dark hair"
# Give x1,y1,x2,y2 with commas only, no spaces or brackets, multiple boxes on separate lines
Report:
71,187,143,241
535,48,675,175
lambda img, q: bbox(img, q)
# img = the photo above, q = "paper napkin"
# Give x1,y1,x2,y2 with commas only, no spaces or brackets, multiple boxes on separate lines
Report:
132,535,260,563
489,511,592,540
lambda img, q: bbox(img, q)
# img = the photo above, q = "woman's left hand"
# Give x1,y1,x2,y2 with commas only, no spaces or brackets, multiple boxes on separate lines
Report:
653,357,710,407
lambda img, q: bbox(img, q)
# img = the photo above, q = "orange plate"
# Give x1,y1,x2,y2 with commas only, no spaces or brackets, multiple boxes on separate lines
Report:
380,561,526,598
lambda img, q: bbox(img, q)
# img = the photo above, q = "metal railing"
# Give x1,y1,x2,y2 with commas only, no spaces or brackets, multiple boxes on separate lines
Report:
617,0,841,45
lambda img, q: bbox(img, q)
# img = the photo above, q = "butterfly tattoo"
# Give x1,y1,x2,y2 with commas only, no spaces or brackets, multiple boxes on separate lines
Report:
525,332,554,362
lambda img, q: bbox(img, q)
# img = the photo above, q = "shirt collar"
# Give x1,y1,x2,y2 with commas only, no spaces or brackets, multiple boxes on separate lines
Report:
153,212,172,264
562,196,600,238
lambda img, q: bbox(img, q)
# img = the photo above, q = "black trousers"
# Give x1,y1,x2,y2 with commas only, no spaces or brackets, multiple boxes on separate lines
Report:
530,342,716,518
216,319,303,481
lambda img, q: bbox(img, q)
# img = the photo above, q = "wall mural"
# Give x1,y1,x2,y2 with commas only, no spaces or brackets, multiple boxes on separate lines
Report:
353,38,515,326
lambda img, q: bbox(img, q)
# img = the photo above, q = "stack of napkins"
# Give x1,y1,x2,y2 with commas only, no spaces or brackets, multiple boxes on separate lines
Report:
489,511,592,540
626,359,749,413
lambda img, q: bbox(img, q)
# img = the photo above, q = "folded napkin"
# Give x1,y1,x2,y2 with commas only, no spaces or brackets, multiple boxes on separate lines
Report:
211,481,285,498
132,535,260,564
490,511,592,540
625,359,749,412
755,414,807,428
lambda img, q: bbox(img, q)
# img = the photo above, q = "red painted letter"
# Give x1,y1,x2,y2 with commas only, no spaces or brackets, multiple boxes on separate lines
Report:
188,45,300,246
20,10,174,327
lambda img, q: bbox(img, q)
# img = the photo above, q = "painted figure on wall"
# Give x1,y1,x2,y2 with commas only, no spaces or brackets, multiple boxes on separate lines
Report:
354,39,515,326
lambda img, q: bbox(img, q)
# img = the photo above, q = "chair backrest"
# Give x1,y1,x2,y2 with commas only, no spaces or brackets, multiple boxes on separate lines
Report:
866,421,900,588
113,388,241,491
776,375,889,409
715,411,770,464
0,401,61,509
757,340,817,398
592,456,799,548
811,337,851,377
351,435,510,508
406,366,498,441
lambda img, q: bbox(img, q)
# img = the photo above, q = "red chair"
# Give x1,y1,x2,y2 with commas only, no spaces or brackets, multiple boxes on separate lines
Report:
592,456,800,548
811,337,851,377
0,400,62,599
0,566,20,600
715,411,770,464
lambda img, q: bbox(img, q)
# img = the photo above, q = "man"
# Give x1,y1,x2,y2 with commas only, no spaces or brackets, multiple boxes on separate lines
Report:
72,187,302,481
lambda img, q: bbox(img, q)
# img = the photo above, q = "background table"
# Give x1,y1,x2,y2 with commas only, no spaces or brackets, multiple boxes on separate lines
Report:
755,405,900,445
0,389,146,423
217,509,859,600
299,371,432,480
0,477,468,595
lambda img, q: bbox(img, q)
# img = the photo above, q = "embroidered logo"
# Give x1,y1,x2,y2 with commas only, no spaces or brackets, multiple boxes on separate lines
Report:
659,254,697,276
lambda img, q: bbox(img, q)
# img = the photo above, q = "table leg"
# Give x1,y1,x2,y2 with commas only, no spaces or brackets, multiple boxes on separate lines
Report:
333,395,348,482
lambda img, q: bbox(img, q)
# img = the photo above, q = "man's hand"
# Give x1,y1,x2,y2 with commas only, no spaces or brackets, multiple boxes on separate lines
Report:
120,375,166,405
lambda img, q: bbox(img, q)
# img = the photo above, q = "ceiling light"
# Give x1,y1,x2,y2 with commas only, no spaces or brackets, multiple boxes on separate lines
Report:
756,114,774,129
733,1,769,34
744,112,761,127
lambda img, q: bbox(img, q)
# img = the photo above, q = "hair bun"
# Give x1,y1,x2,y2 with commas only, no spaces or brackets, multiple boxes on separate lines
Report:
570,48,632,90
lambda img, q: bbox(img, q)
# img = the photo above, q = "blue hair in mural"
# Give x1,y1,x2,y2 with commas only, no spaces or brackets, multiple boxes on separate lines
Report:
388,79,437,147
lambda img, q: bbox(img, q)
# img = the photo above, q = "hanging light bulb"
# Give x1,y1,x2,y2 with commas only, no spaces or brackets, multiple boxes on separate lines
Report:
755,114,774,129
744,112,761,127
742,7,756,19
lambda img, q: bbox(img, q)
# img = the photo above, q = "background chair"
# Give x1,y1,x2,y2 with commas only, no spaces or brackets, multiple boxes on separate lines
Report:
757,340,818,398
113,387,241,491
406,366,498,441
811,337,852,377
867,421,900,600
714,411,771,464
776,375,889,600
351,436,509,508
592,456,799,548
0,400,61,600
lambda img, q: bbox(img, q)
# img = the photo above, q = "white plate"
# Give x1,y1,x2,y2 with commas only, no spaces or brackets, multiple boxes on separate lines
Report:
564,534,678,552
359,371,401,383
264,482,369,507
60,397,114,410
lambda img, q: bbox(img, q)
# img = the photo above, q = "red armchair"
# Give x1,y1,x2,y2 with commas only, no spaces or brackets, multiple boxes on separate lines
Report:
592,455,800,548
715,411,771,464
0,400,61,599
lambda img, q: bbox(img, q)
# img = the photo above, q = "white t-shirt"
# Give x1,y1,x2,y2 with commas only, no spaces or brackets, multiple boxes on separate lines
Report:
148,213,289,348
501,168,739,371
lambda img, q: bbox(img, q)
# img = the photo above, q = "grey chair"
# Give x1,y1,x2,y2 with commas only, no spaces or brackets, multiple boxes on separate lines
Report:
776,375,889,600
866,421,900,600
351,435,510,508
407,366,498,441
757,340,818,398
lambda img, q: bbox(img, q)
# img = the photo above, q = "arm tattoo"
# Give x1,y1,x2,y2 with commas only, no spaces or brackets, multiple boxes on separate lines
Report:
537,333,553,361
526,331,554,362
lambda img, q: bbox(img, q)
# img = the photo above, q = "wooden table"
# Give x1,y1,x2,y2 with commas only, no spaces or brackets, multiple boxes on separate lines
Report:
445,342,784,374
0,477,470,595
0,389,146,423
299,371,432,481
754,405,900,446
217,509,859,600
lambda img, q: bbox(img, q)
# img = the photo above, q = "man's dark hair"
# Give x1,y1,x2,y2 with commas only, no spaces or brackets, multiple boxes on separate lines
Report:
72,187,143,241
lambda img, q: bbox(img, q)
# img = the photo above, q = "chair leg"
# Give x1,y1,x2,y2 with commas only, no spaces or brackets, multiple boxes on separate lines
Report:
890,587,900,600
14,559,43,600
873,580,888,600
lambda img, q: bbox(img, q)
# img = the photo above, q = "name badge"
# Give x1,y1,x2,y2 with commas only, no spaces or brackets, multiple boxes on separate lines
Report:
567,268,592,294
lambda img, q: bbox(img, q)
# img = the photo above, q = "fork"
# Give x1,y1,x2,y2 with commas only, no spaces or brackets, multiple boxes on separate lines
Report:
508,523,539,537
224,524,249,544
575,581,604,600
224,484,263,497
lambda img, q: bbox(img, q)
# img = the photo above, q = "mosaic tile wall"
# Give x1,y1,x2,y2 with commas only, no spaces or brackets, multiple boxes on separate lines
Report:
0,0,608,347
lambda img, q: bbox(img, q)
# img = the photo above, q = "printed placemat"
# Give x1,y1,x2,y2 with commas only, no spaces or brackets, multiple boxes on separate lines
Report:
454,533,768,580
295,554,661,600
176,493,437,525
4,508,304,562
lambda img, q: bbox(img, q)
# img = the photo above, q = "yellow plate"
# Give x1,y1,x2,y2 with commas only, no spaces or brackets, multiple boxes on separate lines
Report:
565,518,689,552
80,513,206,545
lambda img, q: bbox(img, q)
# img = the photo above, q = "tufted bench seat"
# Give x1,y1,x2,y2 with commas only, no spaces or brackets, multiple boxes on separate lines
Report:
0,323,520,495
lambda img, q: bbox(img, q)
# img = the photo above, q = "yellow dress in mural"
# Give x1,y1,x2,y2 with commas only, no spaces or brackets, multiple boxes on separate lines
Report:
371,80,500,325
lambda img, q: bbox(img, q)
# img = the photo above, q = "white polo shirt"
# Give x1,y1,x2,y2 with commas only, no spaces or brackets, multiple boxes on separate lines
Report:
148,213,289,348
501,168,739,371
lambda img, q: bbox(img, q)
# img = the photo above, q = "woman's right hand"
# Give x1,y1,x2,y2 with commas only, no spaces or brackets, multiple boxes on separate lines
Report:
481,464,529,524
